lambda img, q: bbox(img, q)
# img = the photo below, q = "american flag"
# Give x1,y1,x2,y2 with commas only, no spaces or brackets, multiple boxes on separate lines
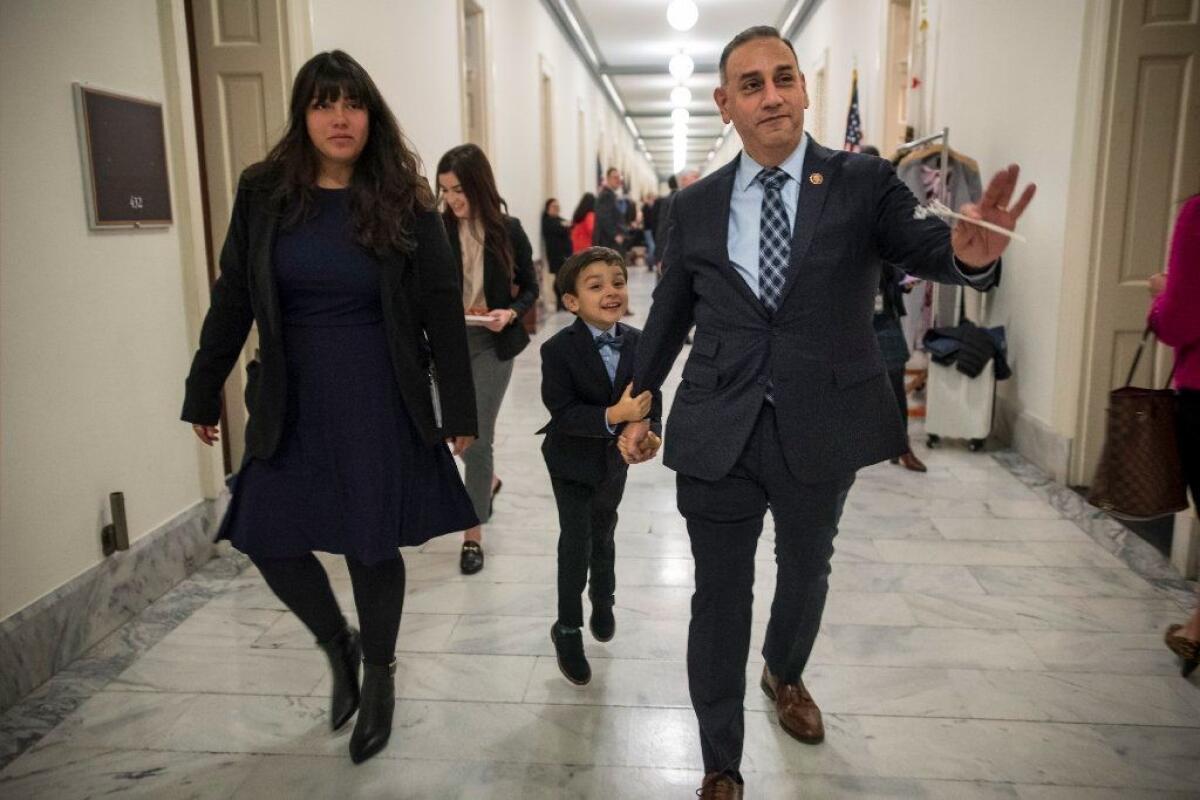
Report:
844,69,862,152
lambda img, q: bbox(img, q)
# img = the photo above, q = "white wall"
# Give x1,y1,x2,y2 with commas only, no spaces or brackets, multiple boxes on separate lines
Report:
308,0,464,193
923,0,1088,433
0,0,206,618
308,0,656,260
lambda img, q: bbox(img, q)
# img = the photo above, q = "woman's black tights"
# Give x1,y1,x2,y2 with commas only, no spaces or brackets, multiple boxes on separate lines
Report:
251,553,405,666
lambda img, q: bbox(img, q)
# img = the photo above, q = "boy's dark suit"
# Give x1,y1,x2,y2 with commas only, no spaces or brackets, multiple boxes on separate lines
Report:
538,317,661,628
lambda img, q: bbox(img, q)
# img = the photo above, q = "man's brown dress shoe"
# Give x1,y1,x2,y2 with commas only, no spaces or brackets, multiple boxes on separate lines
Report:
761,666,824,743
898,451,927,473
697,772,743,799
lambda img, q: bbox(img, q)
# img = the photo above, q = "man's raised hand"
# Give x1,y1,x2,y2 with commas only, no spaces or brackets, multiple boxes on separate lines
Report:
951,164,1036,268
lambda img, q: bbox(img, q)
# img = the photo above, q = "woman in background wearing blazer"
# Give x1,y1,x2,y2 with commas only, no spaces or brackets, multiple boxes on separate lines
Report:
181,51,478,763
437,144,539,574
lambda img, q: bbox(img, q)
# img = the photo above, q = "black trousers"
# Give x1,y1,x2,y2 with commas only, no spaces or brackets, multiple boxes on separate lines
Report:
1180,390,1200,514
551,471,626,628
677,405,853,775
251,553,405,665
888,367,909,433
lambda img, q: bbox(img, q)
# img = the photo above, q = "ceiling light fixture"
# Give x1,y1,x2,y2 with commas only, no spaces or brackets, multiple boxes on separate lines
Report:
668,52,694,81
557,0,599,66
671,107,690,125
670,85,692,107
666,0,699,32
601,74,626,115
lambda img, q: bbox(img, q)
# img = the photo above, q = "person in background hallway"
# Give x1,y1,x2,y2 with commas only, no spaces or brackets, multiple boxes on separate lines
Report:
571,192,596,255
437,144,539,575
654,170,701,275
182,50,478,764
877,262,926,472
642,192,658,269
542,198,572,310
864,144,927,474
653,174,678,273
1150,193,1200,678
617,27,1033,799
593,167,627,251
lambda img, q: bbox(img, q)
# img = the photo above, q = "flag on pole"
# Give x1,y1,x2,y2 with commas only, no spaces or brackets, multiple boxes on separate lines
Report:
843,68,863,152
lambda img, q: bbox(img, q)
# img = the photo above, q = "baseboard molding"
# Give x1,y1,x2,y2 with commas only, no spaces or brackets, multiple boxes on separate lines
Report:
993,397,1072,484
0,496,224,713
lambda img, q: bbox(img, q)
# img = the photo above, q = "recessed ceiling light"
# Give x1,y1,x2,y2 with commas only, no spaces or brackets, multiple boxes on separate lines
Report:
667,0,699,32
670,86,692,107
671,107,690,126
668,52,694,81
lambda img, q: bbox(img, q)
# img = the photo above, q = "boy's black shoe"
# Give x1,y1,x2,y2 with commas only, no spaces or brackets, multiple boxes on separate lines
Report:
550,624,591,685
589,604,615,643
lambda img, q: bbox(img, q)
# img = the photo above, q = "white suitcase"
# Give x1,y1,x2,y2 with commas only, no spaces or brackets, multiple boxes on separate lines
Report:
923,285,996,452
925,358,995,451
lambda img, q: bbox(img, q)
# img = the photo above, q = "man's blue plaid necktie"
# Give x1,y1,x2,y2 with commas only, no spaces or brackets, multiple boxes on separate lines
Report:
756,167,791,312
756,167,791,403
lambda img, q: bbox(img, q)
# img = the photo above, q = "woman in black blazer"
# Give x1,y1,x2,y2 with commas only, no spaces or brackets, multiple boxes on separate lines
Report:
436,144,539,574
181,51,478,764
542,197,573,309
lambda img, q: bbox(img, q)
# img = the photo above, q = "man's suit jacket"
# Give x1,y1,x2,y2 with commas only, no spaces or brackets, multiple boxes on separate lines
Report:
539,318,662,486
182,165,477,459
593,186,624,249
634,139,997,483
446,215,540,362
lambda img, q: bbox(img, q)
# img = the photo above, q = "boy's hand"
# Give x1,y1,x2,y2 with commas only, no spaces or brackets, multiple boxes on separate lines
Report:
608,384,652,425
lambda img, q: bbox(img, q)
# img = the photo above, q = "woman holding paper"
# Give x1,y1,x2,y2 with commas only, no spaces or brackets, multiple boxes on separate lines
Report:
437,143,539,574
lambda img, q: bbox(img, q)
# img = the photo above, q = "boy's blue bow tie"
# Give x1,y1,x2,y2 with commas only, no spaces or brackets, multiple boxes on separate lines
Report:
594,332,623,350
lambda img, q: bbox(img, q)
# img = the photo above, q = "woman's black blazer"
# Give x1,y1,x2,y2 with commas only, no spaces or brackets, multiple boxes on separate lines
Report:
447,215,539,362
181,166,478,460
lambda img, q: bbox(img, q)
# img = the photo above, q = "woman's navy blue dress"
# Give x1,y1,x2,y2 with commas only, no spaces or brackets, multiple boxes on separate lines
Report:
220,188,478,565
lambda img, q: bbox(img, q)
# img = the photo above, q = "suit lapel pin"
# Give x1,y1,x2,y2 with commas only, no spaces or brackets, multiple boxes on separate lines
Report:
809,172,824,185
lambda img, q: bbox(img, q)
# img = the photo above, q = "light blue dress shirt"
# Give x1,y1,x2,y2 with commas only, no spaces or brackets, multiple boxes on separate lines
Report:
727,136,809,298
726,135,995,298
585,321,619,433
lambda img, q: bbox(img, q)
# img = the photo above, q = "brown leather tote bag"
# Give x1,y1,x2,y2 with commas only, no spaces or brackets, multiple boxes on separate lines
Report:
1088,329,1188,520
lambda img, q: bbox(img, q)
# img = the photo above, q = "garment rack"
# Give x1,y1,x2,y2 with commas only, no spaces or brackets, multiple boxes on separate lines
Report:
895,126,950,204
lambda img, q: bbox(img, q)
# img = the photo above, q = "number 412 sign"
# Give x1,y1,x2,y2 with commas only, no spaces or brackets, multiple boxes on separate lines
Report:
73,84,172,229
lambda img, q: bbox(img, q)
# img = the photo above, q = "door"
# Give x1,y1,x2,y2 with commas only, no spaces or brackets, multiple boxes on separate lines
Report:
187,0,292,470
1075,0,1200,486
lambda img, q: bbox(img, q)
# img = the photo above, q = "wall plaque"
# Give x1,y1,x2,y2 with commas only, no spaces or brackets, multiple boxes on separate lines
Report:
73,83,172,229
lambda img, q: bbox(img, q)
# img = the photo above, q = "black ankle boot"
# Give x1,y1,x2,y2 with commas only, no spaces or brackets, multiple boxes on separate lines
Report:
317,627,361,731
589,604,615,643
350,659,396,764
550,623,591,685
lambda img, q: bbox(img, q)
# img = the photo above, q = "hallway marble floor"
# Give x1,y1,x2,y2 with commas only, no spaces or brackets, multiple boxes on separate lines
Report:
2,268,1198,798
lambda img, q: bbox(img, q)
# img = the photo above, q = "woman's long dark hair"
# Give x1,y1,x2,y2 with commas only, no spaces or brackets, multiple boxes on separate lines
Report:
437,144,514,280
262,50,433,256
571,193,596,225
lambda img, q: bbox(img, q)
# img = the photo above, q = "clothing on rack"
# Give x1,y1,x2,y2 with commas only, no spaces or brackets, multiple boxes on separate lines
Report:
922,320,1011,380
896,147,982,211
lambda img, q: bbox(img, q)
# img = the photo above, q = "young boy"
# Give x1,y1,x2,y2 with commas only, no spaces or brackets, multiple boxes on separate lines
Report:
538,246,662,685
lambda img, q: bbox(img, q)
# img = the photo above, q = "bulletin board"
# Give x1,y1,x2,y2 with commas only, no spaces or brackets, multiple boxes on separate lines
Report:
73,83,172,229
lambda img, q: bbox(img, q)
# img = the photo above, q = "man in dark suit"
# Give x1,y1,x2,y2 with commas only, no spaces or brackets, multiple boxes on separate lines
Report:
593,167,626,250
618,26,1035,800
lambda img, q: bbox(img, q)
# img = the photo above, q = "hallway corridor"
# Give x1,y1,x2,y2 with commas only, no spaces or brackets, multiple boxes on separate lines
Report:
1,270,1197,799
